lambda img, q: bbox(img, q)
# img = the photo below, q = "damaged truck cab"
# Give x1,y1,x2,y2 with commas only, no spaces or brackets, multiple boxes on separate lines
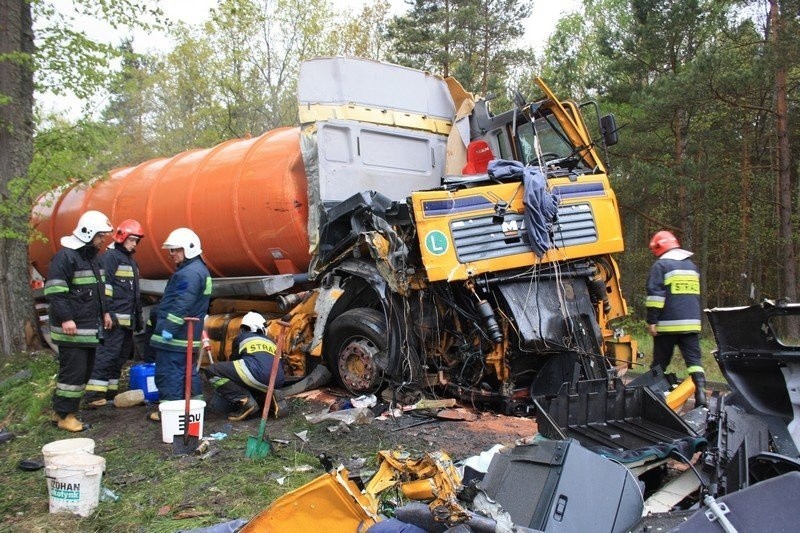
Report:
29,58,635,411
288,58,634,409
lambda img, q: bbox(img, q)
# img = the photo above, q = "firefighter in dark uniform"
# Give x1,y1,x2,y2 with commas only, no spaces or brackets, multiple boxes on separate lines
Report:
44,210,114,432
148,228,212,421
203,312,285,421
84,220,144,407
646,230,707,407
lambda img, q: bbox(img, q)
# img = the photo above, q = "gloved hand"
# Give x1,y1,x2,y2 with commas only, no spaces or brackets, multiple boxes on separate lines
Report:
161,329,173,341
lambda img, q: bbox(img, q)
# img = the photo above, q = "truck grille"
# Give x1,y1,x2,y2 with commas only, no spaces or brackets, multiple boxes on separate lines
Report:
451,203,597,262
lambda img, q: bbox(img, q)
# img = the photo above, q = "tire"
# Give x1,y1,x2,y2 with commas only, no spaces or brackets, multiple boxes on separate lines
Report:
324,308,389,395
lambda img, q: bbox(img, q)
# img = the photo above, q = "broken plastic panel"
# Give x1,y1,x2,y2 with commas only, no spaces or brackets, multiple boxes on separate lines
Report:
534,378,701,462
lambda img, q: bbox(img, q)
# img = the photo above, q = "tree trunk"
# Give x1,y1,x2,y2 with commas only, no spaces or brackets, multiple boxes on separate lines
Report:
771,0,798,302
0,0,37,356
741,119,752,300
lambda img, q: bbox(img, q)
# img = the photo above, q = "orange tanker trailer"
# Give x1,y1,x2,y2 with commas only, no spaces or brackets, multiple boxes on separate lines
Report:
30,127,310,281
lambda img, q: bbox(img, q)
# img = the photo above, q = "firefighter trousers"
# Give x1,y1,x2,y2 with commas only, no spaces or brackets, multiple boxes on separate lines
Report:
203,361,259,407
53,345,96,415
154,348,202,401
85,327,133,400
652,333,703,373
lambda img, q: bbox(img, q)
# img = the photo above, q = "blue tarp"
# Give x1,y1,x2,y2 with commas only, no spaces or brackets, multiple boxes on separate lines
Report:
488,159,558,257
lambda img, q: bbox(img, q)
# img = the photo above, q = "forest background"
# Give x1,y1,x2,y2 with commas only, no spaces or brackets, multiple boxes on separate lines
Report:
1,0,798,355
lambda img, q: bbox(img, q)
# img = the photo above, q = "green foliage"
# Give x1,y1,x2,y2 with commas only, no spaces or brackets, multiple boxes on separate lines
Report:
335,0,392,59
536,0,800,314
386,0,529,100
32,0,165,100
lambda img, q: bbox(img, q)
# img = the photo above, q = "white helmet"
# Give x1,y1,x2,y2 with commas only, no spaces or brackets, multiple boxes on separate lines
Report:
60,210,113,249
240,311,266,333
162,227,202,259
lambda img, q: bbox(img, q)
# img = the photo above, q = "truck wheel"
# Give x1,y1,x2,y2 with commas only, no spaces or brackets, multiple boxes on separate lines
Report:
325,308,388,395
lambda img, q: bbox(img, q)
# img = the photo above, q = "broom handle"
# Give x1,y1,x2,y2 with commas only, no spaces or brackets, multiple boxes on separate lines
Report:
258,321,290,427
184,318,199,424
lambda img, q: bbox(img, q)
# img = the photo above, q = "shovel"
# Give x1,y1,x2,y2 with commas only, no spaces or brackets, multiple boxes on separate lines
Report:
246,321,289,459
173,317,200,456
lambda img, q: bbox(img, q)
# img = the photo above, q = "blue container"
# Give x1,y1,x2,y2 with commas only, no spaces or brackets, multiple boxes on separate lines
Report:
129,363,159,403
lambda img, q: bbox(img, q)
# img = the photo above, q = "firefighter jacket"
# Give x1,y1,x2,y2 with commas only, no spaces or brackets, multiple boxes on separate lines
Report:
230,331,284,391
44,245,110,347
149,256,212,352
645,248,701,334
100,243,142,330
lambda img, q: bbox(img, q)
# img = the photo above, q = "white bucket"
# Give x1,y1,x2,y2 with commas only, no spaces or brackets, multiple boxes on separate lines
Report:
45,453,105,517
42,438,95,470
158,399,206,444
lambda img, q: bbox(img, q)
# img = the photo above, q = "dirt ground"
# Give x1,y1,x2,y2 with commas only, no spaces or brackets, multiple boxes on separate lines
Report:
82,380,539,473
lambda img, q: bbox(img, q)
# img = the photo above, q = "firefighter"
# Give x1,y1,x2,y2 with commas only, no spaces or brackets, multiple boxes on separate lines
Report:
44,210,114,432
148,228,212,422
646,230,707,407
202,312,285,421
84,220,144,407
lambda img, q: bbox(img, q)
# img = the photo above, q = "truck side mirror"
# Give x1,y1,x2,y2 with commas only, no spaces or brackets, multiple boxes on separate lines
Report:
600,114,619,147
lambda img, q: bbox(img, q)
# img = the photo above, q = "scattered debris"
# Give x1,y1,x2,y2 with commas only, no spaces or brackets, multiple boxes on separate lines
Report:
305,406,373,426
173,510,213,520
99,486,120,503
0,428,15,444
408,398,457,411
195,439,211,455
294,430,309,442
283,465,314,473
17,459,44,471
0,369,31,390
327,422,350,433
435,408,478,422
114,389,145,408
351,394,377,409
177,517,248,533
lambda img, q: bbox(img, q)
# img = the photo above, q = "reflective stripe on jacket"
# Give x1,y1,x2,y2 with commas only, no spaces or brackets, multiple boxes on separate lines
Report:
149,256,212,352
100,244,142,330
231,331,284,391
646,248,701,333
45,245,108,347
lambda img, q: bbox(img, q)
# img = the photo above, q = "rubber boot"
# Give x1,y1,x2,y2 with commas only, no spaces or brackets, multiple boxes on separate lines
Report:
690,372,708,407
228,395,258,421
57,413,91,432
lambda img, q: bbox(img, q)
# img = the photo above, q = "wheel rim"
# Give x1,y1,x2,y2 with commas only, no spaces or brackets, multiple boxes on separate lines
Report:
337,337,381,392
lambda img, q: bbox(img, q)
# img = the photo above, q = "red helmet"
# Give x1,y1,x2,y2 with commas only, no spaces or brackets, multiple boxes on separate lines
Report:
649,230,679,257
114,219,144,243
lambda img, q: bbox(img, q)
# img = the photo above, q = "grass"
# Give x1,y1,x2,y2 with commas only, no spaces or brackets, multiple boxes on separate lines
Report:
0,351,321,532
624,323,726,385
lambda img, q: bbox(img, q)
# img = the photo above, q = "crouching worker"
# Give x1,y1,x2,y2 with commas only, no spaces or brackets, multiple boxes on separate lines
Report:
203,312,285,421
